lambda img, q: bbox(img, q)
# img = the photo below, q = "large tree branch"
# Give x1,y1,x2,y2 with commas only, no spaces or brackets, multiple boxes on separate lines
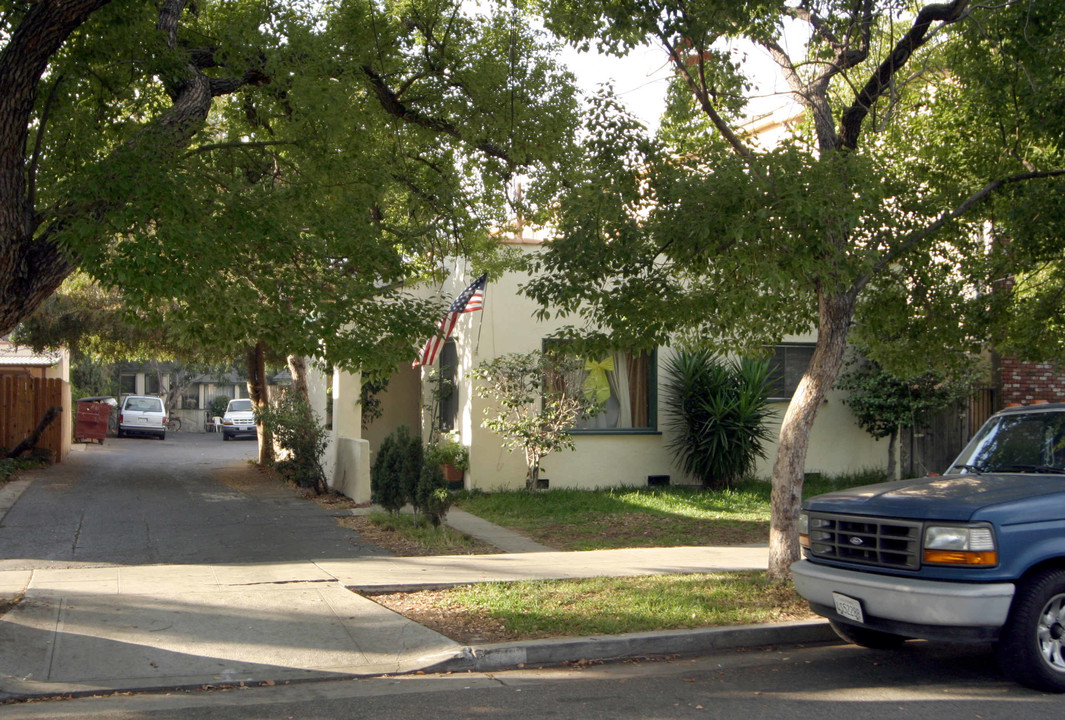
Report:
876,170,1065,272
761,39,839,150
660,34,753,160
0,0,272,337
0,0,113,243
840,0,971,150
361,65,514,164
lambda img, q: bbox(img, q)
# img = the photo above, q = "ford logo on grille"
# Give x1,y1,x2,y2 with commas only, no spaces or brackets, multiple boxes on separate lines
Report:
849,537,865,546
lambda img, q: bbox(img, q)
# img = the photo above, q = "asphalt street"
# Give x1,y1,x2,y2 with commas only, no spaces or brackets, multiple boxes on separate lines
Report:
4,640,1062,719
0,433,389,570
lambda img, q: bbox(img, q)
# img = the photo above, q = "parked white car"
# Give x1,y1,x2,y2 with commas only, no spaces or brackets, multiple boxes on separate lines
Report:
117,395,166,440
221,398,257,441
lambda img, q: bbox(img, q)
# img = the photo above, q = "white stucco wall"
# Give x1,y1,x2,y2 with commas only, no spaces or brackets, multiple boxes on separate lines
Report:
440,252,887,491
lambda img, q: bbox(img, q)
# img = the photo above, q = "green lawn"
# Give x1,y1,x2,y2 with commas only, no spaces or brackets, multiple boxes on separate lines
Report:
453,471,883,550
451,571,813,637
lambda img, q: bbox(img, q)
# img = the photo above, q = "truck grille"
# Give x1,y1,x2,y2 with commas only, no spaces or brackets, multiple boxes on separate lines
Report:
806,512,922,570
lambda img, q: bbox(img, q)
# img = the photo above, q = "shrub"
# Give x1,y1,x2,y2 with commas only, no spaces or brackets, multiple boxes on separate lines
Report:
664,351,774,490
208,395,231,419
258,388,329,494
371,425,423,515
397,426,424,514
417,462,452,526
371,432,405,514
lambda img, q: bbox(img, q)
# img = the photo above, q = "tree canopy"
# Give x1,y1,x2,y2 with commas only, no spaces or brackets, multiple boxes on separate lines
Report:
525,0,1065,577
2,0,579,376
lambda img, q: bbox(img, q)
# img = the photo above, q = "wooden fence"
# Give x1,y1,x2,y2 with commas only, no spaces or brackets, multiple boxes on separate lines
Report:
900,386,999,478
0,376,65,461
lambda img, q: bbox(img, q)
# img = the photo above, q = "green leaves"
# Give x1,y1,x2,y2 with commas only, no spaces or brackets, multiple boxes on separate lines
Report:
474,350,594,490
663,350,774,490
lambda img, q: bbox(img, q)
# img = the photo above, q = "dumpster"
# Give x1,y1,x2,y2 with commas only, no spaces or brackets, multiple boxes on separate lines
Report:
75,401,112,444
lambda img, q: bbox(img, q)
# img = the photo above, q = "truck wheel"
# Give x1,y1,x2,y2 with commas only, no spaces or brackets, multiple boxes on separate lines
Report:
829,620,907,649
996,569,1065,692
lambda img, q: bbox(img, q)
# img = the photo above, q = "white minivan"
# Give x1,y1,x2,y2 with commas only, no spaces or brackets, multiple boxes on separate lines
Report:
221,398,257,440
118,395,167,440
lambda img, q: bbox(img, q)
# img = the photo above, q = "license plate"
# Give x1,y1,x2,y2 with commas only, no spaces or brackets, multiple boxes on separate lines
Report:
832,592,865,624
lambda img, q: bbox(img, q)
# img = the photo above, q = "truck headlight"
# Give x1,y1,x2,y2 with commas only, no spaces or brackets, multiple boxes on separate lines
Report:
923,525,997,566
798,511,810,549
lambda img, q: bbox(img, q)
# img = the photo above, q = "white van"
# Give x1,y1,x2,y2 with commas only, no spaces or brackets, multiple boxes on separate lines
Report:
221,398,257,440
118,395,167,440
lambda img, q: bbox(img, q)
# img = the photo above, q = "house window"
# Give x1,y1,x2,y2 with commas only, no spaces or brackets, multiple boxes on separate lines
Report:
181,388,200,409
119,374,136,395
767,344,816,401
144,373,160,395
546,345,656,432
438,340,459,432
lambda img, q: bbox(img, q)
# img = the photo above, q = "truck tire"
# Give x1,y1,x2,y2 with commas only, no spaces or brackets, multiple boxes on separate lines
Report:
829,620,907,649
996,568,1065,692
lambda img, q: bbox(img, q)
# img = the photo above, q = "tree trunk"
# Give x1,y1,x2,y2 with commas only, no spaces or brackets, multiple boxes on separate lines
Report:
246,341,273,465
887,429,898,481
0,0,112,336
767,289,857,581
287,354,310,401
525,449,540,492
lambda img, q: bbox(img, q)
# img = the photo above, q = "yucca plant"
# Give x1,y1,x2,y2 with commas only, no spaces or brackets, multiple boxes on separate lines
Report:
664,351,775,490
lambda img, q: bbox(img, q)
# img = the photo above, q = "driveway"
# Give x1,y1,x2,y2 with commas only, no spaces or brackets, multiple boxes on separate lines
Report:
0,434,388,571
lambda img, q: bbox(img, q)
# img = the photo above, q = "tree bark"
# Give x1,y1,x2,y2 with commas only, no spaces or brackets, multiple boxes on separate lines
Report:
887,429,898,481
287,354,310,401
246,341,273,465
0,0,112,336
0,0,268,337
767,289,857,581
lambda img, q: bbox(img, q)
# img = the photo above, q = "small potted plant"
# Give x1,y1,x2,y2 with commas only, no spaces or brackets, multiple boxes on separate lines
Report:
427,431,469,489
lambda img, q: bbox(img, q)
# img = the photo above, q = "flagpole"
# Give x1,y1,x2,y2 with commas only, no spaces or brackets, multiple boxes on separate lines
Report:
474,279,487,357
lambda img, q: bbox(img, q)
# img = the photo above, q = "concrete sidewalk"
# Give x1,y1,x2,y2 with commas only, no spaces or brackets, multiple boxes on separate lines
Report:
0,488,834,702
0,547,833,702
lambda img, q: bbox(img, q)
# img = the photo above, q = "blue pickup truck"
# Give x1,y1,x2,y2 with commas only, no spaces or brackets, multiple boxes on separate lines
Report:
793,402,1065,692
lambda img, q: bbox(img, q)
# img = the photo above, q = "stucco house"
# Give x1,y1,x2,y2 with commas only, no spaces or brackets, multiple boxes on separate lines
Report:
317,234,890,501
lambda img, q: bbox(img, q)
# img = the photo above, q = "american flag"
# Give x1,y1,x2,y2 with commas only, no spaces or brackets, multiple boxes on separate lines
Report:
415,274,488,367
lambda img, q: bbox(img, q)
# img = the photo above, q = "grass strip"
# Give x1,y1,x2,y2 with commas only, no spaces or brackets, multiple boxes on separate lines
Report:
449,571,813,638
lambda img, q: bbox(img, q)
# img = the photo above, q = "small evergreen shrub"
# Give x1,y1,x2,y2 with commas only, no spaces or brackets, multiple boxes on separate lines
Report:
371,432,406,514
371,425,425,515
417,462,452,526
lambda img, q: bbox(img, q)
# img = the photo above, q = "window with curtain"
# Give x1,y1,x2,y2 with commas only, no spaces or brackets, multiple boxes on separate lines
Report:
545,344,656,432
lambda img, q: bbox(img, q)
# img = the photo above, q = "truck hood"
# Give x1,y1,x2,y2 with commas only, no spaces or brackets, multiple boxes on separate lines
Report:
805,473,1065,522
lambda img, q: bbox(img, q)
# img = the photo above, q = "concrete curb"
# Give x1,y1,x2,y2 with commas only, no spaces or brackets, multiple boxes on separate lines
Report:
428,620,838,674
0,478,31,525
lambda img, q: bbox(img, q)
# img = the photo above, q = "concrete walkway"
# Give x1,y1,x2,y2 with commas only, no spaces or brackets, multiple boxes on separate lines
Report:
0,484,834,702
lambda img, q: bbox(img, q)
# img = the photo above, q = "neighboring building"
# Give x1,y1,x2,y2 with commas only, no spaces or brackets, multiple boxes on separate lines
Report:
0,339,69,382
114,363,289,432
998,356,1065,406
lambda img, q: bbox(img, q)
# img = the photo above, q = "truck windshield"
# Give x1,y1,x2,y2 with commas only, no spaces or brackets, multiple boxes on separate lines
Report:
951,412,1065,474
